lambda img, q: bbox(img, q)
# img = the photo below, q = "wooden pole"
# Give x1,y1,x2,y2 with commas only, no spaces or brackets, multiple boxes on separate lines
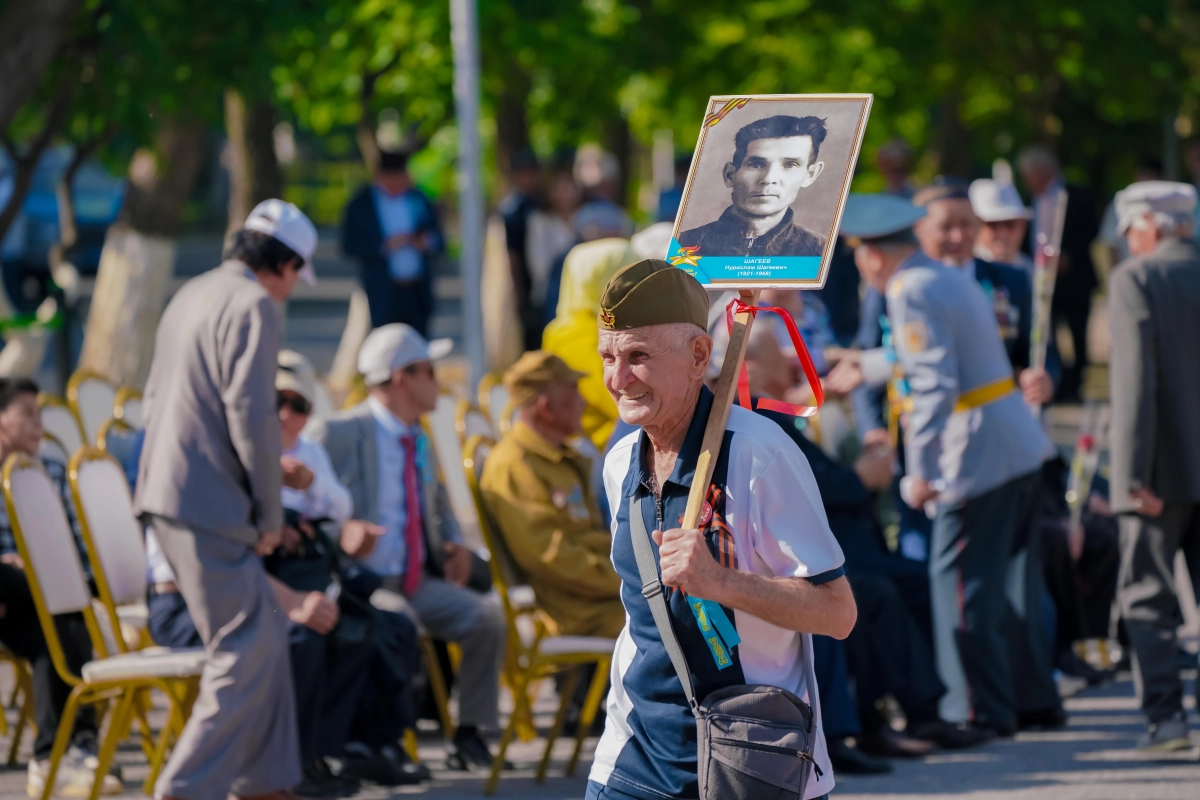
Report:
681,288,759,528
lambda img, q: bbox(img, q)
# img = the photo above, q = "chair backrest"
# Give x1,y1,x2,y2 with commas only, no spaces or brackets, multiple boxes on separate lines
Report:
113,387,143,429
68,371,118,444
422,393,484,551
38,432,70,467
38,394,84,457
455,399,494,443
462,435,529,653
477,373,512,435
97,417,140,475
69,448,148,615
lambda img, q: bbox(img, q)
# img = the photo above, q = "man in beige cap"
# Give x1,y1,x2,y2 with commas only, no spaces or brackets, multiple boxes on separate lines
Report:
586,259,856,800
480,351,623,638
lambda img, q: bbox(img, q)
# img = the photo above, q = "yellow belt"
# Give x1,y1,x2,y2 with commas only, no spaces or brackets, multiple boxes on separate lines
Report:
953,376,1015,413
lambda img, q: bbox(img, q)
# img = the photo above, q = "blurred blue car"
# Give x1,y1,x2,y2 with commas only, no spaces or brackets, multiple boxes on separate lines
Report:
1,146,124,311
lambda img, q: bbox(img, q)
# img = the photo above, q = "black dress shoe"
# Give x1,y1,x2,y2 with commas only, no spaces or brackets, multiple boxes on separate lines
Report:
827,738,892,775
1018,707,1068,731
857,727,935,758
909,720,997,749
295,758,360,798
340,742,423,786
380,744,432,782
447,730,513,771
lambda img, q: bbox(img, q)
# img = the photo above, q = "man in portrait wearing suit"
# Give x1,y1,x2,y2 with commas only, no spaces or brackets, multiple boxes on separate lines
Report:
677,115,828,257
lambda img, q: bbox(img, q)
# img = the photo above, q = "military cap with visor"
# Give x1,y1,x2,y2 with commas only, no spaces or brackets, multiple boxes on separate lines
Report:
597,258,709,331
504,350,587,407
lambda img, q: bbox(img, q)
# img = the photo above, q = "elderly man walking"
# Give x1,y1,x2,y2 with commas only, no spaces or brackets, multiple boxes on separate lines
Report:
585,259,856,800
1109,181,1200,752
135,199,317,800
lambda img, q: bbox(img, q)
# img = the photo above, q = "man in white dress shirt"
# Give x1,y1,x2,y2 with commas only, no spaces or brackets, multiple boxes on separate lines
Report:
314,324,508,770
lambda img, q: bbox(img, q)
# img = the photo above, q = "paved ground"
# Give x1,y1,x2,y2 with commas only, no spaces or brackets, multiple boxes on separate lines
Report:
0,673,1196,799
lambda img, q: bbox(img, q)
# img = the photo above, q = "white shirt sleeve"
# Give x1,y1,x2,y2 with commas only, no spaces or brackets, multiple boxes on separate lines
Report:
290,438,354,527
748,447,845,583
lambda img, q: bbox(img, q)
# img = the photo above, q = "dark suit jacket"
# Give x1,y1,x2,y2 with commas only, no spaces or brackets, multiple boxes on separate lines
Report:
341,185,443,333
1108,237,1200,512
756,407,925,582
1027,183,1100,298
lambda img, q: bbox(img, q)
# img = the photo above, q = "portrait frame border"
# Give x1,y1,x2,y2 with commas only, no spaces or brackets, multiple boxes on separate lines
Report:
669,93,874,290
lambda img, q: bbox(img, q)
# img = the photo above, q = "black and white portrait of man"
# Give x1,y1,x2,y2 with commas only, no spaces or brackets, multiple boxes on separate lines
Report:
678,115,828,257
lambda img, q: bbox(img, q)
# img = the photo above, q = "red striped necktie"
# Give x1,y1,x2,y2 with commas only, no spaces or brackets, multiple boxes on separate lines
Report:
399,434,425,595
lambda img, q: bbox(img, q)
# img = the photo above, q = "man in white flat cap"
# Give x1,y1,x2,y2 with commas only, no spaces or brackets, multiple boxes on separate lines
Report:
969,178,1033,272
1108,180,1200,752
313,324,509,770
136,199,317,800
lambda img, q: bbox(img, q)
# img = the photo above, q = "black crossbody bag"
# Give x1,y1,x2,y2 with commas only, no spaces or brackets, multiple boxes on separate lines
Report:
628,495,822,800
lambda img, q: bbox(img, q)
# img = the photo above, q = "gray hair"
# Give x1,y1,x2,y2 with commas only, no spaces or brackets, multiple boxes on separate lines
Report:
1130,210,1195,237
1017,144,1059,173
653,321,708,352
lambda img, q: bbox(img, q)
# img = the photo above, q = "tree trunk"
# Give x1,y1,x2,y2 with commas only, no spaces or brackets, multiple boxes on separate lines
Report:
495,63,531,179
224,89,282,231
602,116,633,207
77,118,207,388
934,90,972,177
0,0,81,134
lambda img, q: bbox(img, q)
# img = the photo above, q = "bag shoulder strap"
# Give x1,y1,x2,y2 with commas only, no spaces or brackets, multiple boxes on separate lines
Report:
627,493,821,732
628,494,700,716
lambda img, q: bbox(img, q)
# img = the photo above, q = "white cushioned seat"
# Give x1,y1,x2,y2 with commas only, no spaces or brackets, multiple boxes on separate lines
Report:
537,636,617,657
81,647,206,683
116,602,149,628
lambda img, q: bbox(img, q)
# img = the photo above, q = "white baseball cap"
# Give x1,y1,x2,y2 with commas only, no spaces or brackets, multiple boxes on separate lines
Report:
275,349,318,404
243,198,318,285
358,323,453,386
1114,180,1197,234
968,179,1032,222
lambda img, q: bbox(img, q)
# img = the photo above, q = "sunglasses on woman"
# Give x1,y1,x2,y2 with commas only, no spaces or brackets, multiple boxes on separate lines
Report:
277,392,312,416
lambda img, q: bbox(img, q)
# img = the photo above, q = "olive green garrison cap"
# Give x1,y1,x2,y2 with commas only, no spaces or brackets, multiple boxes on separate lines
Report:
597,259,709,331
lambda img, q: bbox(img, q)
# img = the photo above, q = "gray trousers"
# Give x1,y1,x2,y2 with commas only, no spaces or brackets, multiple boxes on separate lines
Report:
149,516,301,800
1118,504,1200,724
931,470,1059,729
376,576,505,731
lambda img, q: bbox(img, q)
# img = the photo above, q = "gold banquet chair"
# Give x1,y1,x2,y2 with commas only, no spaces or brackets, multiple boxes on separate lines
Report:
112,388,144,429
2,454,205,800
67,371,118,446
455,399,495,444
69,447,153,652
0,646,35,765
462,435,614,794
477,374,514,435
38,394,85,460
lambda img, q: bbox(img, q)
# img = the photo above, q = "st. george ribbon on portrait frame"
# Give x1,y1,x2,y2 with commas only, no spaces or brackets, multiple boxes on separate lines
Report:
669,94,872,290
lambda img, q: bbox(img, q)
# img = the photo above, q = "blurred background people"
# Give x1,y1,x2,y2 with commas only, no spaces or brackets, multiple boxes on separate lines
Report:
342,149,444,336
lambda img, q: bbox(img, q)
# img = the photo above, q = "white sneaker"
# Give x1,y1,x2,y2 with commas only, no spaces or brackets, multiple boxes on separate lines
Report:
27,752,124,798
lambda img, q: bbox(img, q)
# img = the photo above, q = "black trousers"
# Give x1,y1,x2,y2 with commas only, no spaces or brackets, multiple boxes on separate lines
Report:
1051,284,1091,400
1117,504,1200,724
931,471,1060,729
0,563,97,759
843,572,945,732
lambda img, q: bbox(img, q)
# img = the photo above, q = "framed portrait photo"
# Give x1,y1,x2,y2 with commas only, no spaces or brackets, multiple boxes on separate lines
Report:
668,94,872,289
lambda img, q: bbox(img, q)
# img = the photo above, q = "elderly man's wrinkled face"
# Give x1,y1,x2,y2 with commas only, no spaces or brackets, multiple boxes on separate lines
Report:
599,324,712,433
915,198,979,266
